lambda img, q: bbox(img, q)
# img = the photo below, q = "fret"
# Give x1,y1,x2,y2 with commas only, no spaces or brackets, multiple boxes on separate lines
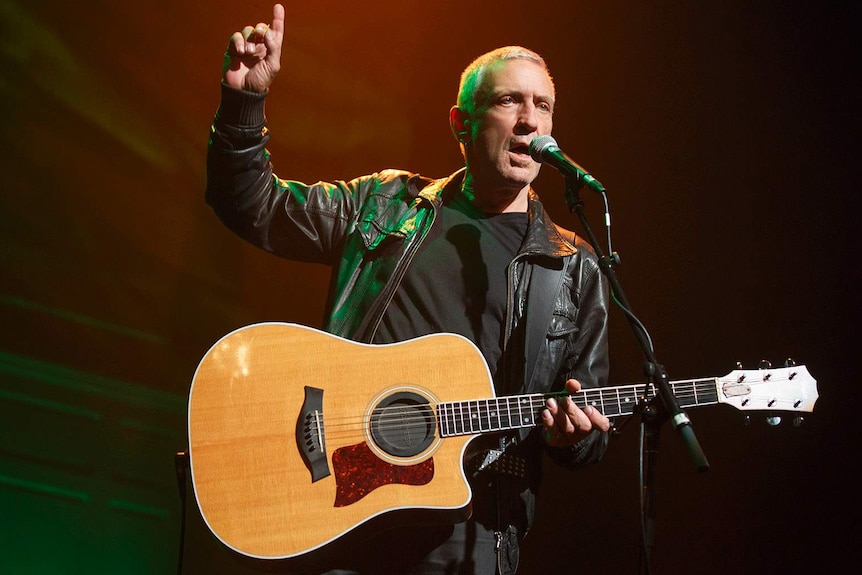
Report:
501,397,513,429
510,396,520,429
583,389,600,415
674,381,695,409
438,402,450,437
460,401,469,434
480,399,491,431
512,396,524,429
454,401,464,435
518,396,533,427
460,401,469,433
706,380,719,404
610,387,623,417
448,402,457,436
467,401,479,433
658,378,719,410
514,397,526,428
533,396,543,424
489,398,501,431
591,389,607,415
617,385,639,416
507,396,517,429
531,396,545,426
515,397,523,427
694,378,719,406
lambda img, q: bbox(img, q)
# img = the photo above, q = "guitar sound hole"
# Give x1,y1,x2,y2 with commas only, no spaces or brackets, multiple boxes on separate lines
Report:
370,391,436,458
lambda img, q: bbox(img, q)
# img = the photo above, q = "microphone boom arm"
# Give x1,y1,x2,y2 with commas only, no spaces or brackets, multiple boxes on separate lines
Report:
564,173,709,472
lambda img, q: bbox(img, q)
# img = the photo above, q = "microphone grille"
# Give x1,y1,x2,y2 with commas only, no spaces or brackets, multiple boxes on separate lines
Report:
529,135,558,162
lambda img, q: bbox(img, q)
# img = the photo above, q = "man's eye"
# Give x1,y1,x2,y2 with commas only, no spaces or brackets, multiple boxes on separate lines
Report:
499,96,515,105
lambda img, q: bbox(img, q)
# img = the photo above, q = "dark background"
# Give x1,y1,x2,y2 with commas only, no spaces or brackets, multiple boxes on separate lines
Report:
0,1,857,573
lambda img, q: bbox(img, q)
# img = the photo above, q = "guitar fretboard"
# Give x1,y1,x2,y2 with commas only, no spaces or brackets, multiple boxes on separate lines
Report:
437,378,720,437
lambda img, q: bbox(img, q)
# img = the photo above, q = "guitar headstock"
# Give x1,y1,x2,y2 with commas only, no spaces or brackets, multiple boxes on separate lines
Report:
717,364,818,413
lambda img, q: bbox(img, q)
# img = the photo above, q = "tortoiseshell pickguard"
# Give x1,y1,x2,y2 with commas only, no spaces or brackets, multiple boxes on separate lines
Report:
331,442,434,507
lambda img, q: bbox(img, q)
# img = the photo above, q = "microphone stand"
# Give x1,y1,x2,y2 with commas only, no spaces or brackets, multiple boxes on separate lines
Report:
562,174,709,573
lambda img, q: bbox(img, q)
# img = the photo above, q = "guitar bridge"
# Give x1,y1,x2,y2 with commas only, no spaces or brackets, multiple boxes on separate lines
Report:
296,386,330,482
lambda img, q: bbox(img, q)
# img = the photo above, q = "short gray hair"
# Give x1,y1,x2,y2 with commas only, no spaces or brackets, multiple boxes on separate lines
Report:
456,46,554,114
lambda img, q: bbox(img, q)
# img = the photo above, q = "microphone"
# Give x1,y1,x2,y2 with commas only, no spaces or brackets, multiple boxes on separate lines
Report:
529,135,605,193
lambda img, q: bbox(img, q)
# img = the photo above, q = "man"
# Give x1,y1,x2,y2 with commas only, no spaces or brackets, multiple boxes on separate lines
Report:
206,4,611,574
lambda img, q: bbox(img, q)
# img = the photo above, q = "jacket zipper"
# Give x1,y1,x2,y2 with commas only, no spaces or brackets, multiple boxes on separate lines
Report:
365,204,438,342
503,253,528,351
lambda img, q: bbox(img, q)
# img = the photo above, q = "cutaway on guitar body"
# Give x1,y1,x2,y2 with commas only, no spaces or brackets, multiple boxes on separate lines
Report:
188,323,493,560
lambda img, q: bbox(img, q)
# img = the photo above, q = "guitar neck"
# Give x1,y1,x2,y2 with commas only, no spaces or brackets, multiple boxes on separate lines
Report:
437,378,719,437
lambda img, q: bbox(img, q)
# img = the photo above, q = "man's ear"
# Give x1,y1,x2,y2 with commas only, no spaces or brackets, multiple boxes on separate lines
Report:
449,106,471,142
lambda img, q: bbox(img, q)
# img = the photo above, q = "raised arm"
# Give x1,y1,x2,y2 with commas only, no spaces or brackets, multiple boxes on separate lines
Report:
207,4,372,265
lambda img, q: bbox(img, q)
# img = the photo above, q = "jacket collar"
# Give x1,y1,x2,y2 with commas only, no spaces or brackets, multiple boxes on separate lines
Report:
416,168,464,207
521,188,578,260
417,169,579,260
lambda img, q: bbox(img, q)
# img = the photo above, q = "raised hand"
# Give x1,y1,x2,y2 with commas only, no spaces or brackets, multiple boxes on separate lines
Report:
222,4,285,93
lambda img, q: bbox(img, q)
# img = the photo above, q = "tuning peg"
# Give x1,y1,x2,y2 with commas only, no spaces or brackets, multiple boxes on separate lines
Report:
736,361,744,369
784,358,797,367
793,416,804,427
758,359,772,369
766,415,782,426
743,415,751,426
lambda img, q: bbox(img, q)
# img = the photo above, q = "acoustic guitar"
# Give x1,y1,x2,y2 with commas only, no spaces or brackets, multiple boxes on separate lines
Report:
187,322,818,560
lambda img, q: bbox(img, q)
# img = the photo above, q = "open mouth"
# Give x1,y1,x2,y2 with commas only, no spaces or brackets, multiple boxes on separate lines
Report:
509,143,531,156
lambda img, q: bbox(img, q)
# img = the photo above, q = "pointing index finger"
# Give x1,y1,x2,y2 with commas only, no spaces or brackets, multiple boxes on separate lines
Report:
270,3,285,39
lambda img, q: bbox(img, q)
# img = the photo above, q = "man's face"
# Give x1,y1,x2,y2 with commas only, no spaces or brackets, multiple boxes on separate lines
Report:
464,59,555,193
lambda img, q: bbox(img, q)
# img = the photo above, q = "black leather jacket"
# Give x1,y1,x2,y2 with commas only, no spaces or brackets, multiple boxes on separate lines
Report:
206,84,610,569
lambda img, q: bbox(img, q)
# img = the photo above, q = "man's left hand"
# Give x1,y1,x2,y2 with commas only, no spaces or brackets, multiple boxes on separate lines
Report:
541,378,610,447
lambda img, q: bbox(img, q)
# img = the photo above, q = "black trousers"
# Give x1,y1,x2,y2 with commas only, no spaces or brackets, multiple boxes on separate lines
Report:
314,521,500,575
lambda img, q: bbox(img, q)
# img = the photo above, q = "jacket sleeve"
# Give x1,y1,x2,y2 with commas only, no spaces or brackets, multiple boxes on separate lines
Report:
205,83,369,265
546,238,611,469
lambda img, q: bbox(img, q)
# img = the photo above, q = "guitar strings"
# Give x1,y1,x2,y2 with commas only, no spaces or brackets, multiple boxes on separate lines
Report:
315,380,723,434
311,377,791,441
316,375,807,443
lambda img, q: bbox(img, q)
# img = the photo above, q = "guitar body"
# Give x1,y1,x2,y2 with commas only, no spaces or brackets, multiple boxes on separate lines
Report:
188,323,494,560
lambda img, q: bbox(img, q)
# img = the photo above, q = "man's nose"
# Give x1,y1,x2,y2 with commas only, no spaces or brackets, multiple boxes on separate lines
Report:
515,103,540,133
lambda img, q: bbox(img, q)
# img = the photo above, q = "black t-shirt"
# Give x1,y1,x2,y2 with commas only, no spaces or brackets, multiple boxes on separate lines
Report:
373,194,528,383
